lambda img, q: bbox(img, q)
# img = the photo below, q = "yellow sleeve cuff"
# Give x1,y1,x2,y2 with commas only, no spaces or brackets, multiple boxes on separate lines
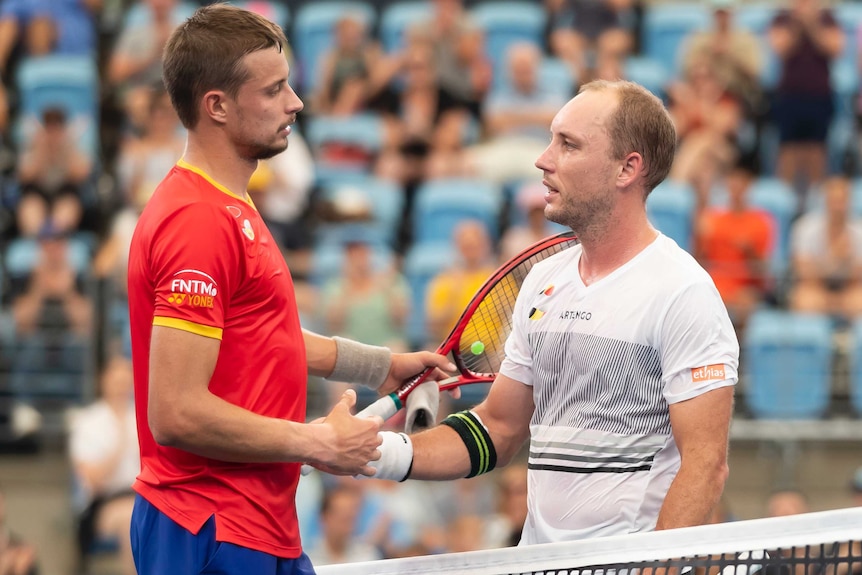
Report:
153,317,223,340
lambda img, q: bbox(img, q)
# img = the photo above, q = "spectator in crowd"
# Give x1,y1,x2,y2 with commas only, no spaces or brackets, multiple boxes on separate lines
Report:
10,225,92,393
320,234,411,352
767,488,810,518
312,14,396,117
246,128,316,262
694,163,775,331
107,0,180,133
668,61,744,206
374,38,462,188
0,486,37,575
500,182,560,261
0,0,99,75
433,19,493,125
305,484,382,566
850,466,862,507
425,220,496,345
69,356,138,575
681,0,764,118
15,107,92,238
788,176,862,322
768,0,843,196
94,88,184,306
549,0,634,80
429,42,567,185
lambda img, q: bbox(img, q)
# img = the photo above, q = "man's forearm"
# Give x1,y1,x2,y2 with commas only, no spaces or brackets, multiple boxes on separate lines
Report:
655,461,729,530
407,424,473,480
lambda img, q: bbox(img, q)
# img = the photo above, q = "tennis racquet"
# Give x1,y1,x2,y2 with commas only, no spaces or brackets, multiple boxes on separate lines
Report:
357,230,579,425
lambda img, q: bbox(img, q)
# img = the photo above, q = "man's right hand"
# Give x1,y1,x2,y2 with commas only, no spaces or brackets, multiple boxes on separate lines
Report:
308,389,383,476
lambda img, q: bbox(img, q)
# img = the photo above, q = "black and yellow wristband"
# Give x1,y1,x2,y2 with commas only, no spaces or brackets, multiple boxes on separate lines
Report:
440,410,497,478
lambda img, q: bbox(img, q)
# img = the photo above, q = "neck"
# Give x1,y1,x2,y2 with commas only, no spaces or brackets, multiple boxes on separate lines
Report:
576,209,657,286
183,133,257,200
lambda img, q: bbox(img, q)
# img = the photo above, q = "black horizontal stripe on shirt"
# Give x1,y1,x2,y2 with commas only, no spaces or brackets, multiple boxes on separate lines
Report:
529,450,655,466
528,462,653,474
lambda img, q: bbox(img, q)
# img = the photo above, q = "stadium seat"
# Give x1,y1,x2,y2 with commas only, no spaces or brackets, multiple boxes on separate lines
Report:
121,0,197,28
4,237,92,280
403,241,457,347
310,234,395,287
471,1,546,80
379,1,433,53
646,180,696,252
495,56,576,97
411,178,503,245
15,55,99,157
623,56,671,99
292,2,375,90
848,319,862,416
318,176,405,246
642,3,709,73
834,3,862,80
735,4,778,36
305,113,385,178
233,1,289,28
743,310,833,420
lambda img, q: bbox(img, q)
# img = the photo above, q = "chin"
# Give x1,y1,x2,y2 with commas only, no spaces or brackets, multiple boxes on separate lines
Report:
251,141,289,161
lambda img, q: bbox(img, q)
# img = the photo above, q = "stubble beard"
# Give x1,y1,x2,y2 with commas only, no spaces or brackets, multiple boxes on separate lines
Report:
545,191,614,240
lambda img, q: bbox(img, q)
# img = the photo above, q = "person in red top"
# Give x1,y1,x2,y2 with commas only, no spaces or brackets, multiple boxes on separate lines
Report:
694,163,775,331
127,5,453,574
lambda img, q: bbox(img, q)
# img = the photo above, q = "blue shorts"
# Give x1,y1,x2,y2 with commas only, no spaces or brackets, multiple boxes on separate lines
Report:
131,495,316,575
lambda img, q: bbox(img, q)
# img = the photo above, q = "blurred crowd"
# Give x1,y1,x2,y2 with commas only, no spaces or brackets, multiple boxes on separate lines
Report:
2,0,862,572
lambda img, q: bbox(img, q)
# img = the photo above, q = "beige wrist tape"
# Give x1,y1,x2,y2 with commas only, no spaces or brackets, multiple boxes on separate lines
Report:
329,336,392,391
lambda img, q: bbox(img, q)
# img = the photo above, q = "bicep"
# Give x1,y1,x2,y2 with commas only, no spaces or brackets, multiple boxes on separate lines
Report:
148,326,220,434
474,374,534,464
668,385,734,464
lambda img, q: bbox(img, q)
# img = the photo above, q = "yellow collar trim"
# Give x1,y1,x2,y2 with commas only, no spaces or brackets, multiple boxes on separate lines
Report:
176,158,256,209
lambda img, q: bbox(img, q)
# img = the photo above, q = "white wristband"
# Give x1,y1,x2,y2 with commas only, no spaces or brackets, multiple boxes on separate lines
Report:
365,431,413,481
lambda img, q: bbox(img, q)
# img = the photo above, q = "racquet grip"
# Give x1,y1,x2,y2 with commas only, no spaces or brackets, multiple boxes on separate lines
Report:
300,393,403,476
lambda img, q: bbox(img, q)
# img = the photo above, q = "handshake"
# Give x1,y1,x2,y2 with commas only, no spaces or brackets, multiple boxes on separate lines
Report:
301,381,441,481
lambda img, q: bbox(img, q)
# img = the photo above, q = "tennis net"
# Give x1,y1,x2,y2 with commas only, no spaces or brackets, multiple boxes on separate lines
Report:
315,507,862,575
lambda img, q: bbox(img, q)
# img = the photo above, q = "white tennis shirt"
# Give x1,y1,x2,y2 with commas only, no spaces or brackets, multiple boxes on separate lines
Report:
500,233,739,544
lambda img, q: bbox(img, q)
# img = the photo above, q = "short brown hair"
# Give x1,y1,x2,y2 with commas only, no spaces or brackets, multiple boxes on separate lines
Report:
162,3,288,129
579,80,676,195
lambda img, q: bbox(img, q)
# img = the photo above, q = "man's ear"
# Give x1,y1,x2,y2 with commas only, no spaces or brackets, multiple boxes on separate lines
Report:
617,152,645,190
202,90,229,125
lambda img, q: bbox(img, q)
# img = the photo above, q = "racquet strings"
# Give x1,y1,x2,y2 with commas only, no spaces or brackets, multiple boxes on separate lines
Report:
458,240,575,377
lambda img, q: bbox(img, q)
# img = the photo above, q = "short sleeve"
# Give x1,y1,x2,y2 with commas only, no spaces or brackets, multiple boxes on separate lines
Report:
659,281,739,404
500,273,538,387
150,202,242,339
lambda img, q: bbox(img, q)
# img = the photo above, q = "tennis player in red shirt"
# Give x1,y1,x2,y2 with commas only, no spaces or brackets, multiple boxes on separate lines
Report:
127,5,454,574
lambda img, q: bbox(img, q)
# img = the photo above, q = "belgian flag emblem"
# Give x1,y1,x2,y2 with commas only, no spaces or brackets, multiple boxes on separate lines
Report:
529,307,545,320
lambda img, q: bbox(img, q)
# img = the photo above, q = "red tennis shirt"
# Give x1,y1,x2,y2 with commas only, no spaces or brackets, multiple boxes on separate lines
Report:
127,159,307,557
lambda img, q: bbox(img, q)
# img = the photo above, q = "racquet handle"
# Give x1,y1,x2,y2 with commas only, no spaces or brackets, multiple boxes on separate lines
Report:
299,393,403,476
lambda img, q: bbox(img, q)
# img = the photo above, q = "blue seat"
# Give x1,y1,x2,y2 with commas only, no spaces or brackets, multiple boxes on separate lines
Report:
293,2,375,90
642,3,709,72
624,56,671,98
646,180,696,252
848,319,862,416
735,4,778,36
495,56,575,97
379,2,432,53
403,241,457,347
471,1,546,80
306,113,385,178
15,55,99,157
743,310,833,420
834,4,862,80
318,176,405,246
121,1,197,28
411,178,503,245
232,1,289,28
310,237,395,287
5,236,92,280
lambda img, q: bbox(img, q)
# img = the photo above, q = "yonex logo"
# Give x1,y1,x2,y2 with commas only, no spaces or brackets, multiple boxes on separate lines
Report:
167,270,219,309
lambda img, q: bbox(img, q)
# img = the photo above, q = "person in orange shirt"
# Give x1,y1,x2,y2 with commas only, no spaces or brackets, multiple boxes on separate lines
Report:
695,163,775,330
